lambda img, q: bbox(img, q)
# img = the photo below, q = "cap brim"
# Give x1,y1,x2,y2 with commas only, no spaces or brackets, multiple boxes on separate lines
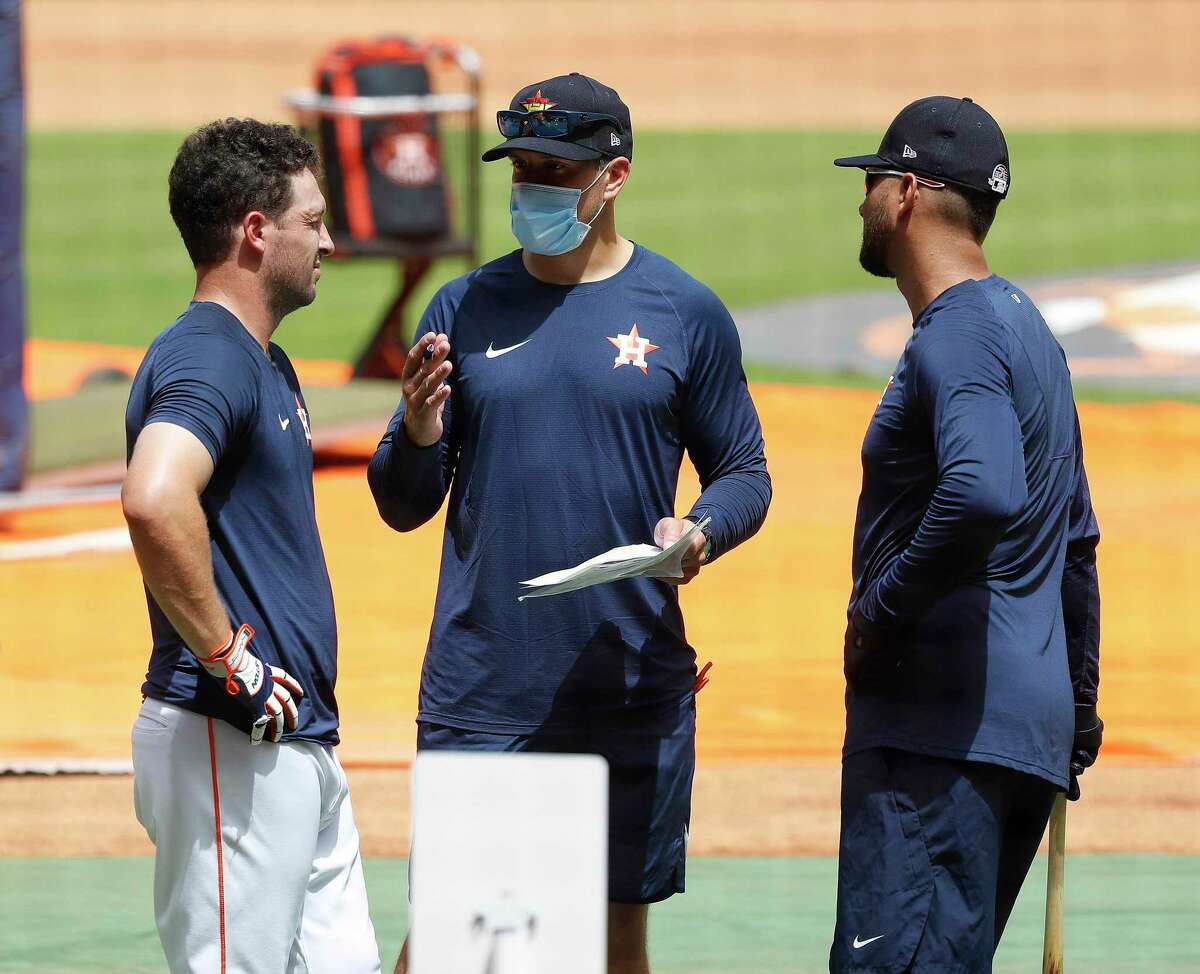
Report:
481,136,604,162
833,153,889,169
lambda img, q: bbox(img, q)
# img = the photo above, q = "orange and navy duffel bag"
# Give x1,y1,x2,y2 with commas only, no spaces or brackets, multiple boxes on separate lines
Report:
316,37,451,242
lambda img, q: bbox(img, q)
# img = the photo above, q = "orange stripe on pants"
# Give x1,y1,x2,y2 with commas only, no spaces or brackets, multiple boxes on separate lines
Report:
207,718,227,974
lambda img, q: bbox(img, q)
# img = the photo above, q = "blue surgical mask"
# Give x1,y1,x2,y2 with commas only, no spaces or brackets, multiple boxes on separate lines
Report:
509,163,610,256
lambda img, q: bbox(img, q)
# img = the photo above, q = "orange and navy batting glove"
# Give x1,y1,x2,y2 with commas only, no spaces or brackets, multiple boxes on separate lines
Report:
200,624,305,745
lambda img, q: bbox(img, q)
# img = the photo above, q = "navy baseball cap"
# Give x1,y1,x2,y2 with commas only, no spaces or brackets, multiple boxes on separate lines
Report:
835,96,1010,198
482,72,633,163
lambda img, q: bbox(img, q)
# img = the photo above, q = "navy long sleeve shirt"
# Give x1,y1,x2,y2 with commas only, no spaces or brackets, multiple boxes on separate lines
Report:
369,246,771,733
847,275,1100,787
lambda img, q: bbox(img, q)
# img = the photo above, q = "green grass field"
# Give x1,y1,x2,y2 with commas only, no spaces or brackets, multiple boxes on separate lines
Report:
1,855,1196,973
27,129,1200,363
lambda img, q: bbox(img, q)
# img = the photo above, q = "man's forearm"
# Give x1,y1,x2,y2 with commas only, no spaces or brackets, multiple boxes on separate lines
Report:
686,467,771,562
125,490,230,656
858,469,1021,628
1063,543,1100,705
367,419,452,532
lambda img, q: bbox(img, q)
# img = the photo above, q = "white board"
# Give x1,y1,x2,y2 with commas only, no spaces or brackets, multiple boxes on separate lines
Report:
410,751,608,974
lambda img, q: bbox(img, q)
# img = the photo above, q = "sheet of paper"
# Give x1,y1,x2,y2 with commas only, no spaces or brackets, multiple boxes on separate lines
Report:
518,518,709,601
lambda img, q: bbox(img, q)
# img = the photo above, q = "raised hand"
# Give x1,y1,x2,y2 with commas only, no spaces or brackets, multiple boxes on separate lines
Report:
402,332,453,447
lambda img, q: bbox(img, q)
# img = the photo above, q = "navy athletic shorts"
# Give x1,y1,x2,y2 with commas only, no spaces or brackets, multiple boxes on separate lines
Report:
830,747,1058,973
416,697,696,905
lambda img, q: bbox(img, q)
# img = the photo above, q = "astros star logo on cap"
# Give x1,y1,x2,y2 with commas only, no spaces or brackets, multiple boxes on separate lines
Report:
522,90,556,113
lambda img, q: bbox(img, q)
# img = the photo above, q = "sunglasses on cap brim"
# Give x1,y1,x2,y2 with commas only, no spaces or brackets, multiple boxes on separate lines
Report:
497,108,621,140
864,167,947,193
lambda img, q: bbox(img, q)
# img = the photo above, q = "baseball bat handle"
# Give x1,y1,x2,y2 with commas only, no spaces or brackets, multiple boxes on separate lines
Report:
1042,791,1067,974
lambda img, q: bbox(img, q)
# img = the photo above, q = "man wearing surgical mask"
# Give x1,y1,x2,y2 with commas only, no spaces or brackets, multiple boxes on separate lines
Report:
369,73,771,974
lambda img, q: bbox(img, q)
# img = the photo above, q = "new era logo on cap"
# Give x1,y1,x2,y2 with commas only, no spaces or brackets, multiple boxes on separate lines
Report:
903,144,917,159
610,132,621,146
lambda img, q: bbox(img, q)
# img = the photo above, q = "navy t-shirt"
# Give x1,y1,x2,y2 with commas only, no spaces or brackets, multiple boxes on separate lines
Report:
847,275,1101,787
368,246,771,733
125,302,340,744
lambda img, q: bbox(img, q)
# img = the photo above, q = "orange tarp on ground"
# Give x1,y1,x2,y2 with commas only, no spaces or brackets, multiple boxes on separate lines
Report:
23,338,351,401
3,386,1198,766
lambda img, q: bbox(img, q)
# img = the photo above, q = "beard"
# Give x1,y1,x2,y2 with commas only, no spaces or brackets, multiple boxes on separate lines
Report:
265,252,319,321
858,202,895,279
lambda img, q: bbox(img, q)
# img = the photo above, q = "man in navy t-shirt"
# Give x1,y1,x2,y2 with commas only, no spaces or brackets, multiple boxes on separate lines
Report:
369,74,771,974
123,119,380,974
828,98,1103,972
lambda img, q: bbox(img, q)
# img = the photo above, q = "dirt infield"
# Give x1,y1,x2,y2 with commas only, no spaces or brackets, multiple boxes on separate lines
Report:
25,1,1200,130
2,764,1196,858
3,384,1198,857
5,385,1199,768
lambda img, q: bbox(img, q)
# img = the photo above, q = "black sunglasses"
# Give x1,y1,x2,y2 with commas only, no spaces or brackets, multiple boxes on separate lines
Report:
497,109,621,140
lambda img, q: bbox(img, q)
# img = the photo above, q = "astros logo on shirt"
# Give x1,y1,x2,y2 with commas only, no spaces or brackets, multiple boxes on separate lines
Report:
607,324,660,375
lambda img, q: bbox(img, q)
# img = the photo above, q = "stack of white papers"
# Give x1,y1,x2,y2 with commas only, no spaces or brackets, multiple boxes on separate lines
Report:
518,518,710,602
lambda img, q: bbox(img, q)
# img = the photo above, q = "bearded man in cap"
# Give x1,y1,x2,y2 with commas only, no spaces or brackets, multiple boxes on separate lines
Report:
369,73,771,973
829,97,1103,972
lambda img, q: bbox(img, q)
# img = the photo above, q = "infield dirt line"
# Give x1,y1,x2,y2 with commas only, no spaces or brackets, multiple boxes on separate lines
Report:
1,764,1195,858
26,1,1200,130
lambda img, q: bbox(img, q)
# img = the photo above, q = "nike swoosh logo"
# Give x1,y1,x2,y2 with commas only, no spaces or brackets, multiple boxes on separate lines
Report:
485,339,533,359
853,935,885,949
279,416,290,430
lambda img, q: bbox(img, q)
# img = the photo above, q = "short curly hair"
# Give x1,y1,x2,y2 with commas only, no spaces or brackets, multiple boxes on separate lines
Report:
168,118,321,267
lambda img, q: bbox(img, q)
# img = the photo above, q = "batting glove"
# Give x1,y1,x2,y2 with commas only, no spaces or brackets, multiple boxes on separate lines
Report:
1066,702,1103,801
200,624,305,745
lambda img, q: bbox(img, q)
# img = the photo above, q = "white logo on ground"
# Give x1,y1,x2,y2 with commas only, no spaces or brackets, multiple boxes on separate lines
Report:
853,934,886,949
989,163,1009,194
610,132,621,147
485,339,534,359
278,415,290,430
902,144,917,159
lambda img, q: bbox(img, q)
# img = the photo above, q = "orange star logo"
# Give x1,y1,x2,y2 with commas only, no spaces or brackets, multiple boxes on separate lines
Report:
607,324,660,375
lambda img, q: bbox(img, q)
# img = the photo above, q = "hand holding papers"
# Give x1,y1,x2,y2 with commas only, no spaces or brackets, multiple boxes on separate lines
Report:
518,518,710,602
